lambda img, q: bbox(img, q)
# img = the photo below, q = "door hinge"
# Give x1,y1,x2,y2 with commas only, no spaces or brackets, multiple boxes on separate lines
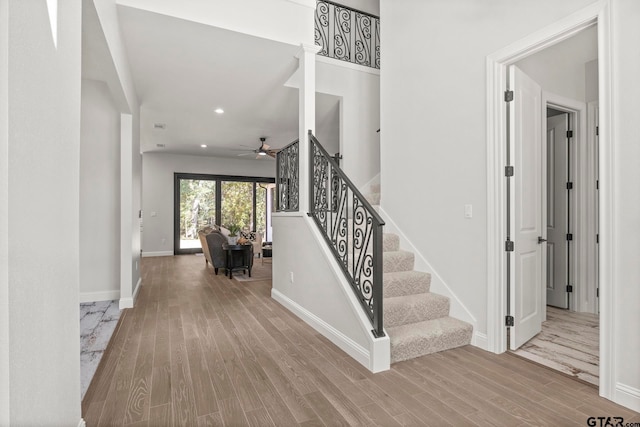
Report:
505,315,514,327
566,182,573,190
504,90,514,102
597,288,599,298
596,180,599,190
505,240,514,252
566,233,573,241
596,234,599,244
596,126,599,136
566,130,574,138
505,166,514,177
566,285,573,293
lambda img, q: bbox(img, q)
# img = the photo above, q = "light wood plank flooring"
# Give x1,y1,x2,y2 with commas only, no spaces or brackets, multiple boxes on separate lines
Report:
513,306,599,386
82,255,639,426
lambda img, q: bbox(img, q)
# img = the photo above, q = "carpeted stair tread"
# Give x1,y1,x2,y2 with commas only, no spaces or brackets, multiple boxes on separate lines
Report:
384,292,449,328
383,270,431,297
387,316,473,363
383,250,414,273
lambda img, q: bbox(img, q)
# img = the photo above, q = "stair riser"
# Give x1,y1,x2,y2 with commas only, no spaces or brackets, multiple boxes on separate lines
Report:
383,252,414,273
383,272,431,298
384,296,450,328
390,325,473,363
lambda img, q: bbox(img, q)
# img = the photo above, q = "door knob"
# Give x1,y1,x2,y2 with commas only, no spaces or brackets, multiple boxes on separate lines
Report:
538,236,547,244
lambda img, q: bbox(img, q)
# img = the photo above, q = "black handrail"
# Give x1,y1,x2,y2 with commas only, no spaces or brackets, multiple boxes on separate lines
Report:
275,139,299,212
308,131,385,337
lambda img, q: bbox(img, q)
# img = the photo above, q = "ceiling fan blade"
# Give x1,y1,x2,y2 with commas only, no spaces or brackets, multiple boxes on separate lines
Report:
237,153,255,156
256,154,262,159
267,152,276,158
262,143,271,150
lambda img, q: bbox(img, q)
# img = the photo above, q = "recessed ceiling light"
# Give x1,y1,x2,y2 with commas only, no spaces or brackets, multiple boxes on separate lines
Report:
214,108,224,114
200,144,207,148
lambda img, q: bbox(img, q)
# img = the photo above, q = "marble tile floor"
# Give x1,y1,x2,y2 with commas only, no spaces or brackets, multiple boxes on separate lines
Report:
80,300,121,399
513,306,599,386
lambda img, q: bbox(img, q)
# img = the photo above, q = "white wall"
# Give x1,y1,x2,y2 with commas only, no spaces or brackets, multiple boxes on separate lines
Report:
2,0,82,424
0,0,9,423
80,79,122,302
516,26,597,102
339,0,380,16
115,0,315,46
91,0,142,303
381,0,640,410
611,0,640,410
142,153,276,254
272,213,389,371
316,60,380,188
379,0,597,342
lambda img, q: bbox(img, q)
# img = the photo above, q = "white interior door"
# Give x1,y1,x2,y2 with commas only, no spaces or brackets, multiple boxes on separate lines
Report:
546,113,569,308
509,65,544,350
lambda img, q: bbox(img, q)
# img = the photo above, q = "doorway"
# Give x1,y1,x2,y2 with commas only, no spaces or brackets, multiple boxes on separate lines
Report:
486,1,614,398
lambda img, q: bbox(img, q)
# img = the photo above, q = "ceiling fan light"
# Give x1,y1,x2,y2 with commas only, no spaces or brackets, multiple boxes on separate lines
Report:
258,151,267,156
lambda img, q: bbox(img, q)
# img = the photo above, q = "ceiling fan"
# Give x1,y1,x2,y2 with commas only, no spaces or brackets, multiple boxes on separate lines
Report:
236,137,279,159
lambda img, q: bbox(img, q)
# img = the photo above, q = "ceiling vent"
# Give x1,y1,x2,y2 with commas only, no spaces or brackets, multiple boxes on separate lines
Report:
156,144,165,148
153,123,166,130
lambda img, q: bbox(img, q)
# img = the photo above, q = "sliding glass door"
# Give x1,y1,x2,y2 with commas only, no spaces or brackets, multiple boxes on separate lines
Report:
174,173,274,254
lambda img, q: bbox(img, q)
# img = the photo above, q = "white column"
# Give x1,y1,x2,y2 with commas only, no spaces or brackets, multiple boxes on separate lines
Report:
296,43,321,212
120,113,134,309
0,0,10,424
3,0,82,424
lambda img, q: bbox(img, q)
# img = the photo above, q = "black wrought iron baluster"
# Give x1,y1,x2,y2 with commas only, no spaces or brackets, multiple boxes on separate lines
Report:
308,133,384,337
355,12,371,67
315,1,330,57
334,6,351,62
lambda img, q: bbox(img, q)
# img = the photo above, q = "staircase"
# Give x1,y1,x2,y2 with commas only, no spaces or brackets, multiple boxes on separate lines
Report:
366,184,473,363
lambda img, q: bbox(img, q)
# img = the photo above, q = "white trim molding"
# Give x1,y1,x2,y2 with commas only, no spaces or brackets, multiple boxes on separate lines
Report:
141,251,173,258
119,277,141,309
78,418,86,427
79,290,120,303
316,55,381,76
272,289,371,369
615,383,640,413
485,0,615,403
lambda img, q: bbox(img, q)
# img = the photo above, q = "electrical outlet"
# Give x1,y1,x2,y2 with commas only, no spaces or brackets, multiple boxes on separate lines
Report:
464,204,473,218
290,272,294,283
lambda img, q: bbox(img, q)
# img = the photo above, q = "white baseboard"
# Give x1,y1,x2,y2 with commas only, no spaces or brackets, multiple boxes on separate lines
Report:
614,382,640,413
472,332,489,351
119,277,142,309
78,418,86,427
142,251,173,258
79,290,120,303
271,289,371,369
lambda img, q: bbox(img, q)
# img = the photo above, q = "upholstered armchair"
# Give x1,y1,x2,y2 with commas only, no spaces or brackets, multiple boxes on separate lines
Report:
198,227,216,266
205,231,229,275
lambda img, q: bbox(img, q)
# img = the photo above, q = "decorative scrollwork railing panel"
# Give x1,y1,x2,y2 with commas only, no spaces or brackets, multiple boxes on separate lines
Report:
309,132,385,337
276,139,299,212
315,0,380,69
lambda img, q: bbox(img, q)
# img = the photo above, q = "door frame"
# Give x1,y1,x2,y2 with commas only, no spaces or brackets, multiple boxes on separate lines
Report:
543,92,588,314
485,0,614,400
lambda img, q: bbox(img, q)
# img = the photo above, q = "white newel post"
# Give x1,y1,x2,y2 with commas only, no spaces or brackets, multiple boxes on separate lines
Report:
296,43,321,212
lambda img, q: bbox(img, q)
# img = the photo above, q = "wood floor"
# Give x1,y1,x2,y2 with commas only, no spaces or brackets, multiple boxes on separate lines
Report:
82,255,639,426
513,306,599,386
